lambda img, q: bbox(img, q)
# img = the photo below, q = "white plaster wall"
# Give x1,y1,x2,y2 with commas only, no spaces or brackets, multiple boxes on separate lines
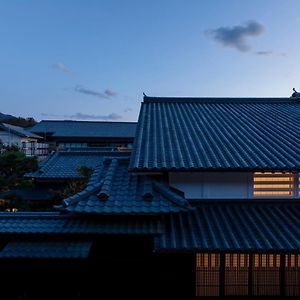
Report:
0,131,22,146
169,172,252,199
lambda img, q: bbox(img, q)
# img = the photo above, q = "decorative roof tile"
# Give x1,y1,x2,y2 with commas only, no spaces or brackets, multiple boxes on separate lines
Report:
61,158,192,214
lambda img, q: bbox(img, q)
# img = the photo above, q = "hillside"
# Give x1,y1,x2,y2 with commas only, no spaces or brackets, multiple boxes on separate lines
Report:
0,112,37,128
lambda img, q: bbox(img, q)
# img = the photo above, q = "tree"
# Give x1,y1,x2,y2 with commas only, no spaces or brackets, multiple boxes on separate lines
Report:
0,149,38,192
51,166,93,203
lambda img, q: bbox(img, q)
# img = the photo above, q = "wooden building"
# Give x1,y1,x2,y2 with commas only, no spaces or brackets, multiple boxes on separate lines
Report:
29,120,137,151
0,95,300,298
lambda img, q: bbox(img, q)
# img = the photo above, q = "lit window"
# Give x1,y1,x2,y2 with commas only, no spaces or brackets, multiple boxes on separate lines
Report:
253,172,294,197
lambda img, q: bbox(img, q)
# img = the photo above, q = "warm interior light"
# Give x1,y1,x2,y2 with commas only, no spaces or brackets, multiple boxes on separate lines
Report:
253,172,293,197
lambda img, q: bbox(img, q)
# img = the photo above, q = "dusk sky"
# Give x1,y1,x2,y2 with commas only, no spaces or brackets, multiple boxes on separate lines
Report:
1,0,299,121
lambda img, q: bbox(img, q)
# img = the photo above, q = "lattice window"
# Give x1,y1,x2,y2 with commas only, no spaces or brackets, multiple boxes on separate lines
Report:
285,254,300,296
253,172,294,197
196,253,220,297
225,254,249,296
252,254,281,296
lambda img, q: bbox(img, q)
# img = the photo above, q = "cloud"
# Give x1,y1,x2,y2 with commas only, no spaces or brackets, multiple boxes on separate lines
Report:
52,63,73,75
124,107,133,112
255,51,273,56
206,21,265,52
75,85,117,99
104,89,118,97
64,112,122,121
40,113,60,117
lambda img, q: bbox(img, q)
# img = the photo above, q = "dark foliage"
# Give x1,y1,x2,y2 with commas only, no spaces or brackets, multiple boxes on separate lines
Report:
51,166,93,203
0,149,38,192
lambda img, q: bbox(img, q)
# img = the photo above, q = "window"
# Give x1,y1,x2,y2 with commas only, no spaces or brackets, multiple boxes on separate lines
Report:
285,254,300,296
196,253,220,297
252,254,280,296
225,254,249,295
196,253,286,297
253,172,295,197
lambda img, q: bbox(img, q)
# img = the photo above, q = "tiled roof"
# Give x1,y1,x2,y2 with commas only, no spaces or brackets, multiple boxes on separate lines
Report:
26,150,130,179
61,157,192,214
0,188,53,201
156,202,300,252
0,212,163,235
30,120,137,138
0,123,42,139
0,240,91,259
130,96,300,171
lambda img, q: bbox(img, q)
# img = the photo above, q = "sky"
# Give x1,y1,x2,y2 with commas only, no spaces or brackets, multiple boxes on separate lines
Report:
1,0,300,122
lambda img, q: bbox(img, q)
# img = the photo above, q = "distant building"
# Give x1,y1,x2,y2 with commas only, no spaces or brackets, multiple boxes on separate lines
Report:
0,123,48,158
30,120,137,151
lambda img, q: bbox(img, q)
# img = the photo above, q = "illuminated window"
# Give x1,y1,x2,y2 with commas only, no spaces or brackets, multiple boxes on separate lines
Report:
253,172,294,197
225,254,249,295
285,254,300,296
196,253,220,297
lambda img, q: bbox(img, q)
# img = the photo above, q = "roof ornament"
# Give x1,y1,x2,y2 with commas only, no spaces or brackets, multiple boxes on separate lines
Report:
97,159,118,201
291,88,300,98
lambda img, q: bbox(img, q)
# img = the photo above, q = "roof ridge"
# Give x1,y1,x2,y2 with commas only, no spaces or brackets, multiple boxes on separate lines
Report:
97,159,119,200
153,181,191,209
38,120,137,124
143,96,294,103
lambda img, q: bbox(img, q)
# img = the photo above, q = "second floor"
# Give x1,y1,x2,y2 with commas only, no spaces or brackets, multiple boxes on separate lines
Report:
169,171,299,200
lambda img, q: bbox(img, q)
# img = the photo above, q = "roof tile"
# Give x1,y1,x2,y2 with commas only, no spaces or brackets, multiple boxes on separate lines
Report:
130,97,300,171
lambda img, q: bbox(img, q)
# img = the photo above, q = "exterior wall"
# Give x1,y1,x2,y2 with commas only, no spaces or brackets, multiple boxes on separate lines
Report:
0,129,48,159
0,130,23,147
169,172,252,199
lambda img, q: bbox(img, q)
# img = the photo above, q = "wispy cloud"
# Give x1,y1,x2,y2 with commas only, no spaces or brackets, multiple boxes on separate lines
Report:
206,21,265,52
124,107,133,113
75,85,117,99
52,63,73,75
64,112,122,120
104,89,118,97
255,50,273,56
41,113,60,117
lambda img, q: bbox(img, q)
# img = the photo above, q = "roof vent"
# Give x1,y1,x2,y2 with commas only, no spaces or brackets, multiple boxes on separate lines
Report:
291,88,300,99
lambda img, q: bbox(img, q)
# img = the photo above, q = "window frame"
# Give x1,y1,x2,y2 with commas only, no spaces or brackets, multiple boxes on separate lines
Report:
252,172,299,199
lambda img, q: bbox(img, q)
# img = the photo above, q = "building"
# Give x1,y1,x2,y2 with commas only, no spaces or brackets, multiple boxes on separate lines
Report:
7,149,131,210
0,95,299,298
0,123,48,158
130,95,300,297
30,120,137,151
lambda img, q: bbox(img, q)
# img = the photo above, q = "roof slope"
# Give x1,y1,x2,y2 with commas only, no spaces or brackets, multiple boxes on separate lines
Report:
0,212,162,235
0,240,91,259
0,123,42,139
130,96,300,171
26,150,130,179
30,120,137,138
61,157,192,214
156,202,300,252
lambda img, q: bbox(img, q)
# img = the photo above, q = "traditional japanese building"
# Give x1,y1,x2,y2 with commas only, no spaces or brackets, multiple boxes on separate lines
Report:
0,95,300,299
0,122,48,158
29,120,137,151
